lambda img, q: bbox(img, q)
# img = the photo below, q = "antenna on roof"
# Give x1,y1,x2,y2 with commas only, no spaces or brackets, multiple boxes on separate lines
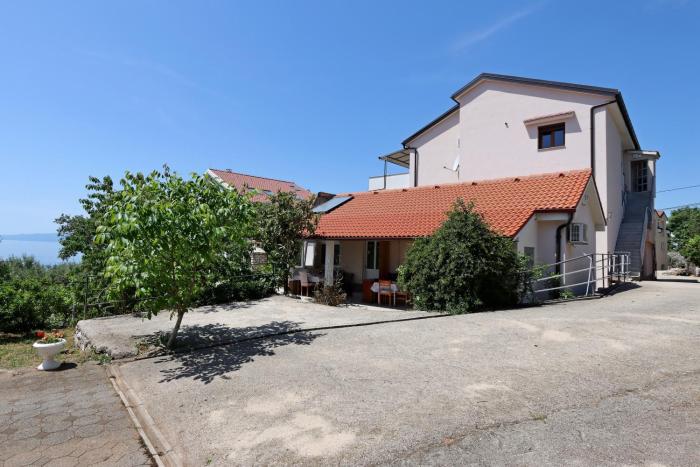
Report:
443,155,460,179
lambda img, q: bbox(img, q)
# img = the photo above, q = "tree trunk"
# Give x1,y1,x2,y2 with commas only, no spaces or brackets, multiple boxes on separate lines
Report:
166,309,186,349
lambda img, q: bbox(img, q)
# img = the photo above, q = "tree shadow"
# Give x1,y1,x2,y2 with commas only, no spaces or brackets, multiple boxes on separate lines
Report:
153,321,323,384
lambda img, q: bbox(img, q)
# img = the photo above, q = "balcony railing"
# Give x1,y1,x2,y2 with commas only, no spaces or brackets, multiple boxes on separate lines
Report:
368,173,409,190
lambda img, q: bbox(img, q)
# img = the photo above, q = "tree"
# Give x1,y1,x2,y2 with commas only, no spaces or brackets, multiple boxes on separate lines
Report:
667,207,700,251
55,176,116,310
681,235,700,266
257,191,317,293
398,200,529,313
96,167,255,348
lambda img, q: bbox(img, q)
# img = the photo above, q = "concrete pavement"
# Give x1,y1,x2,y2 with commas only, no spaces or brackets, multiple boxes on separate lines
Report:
76,295,435,359
114,279,700,465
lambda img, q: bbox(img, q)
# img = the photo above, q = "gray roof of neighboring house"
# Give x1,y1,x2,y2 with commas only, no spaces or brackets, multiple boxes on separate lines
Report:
402,73,640,150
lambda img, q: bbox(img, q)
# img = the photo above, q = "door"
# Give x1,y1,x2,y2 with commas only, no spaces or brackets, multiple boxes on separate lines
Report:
632,160,649,192
378,241,391,279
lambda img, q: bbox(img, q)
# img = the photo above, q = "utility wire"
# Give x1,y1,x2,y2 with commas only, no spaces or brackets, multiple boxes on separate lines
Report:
658,202,700,211
657,184,700,193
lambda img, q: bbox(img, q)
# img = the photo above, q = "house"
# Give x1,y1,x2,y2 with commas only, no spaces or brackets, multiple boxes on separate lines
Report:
208,168,315,266
306,169,604,296
655,210,669,270
207,169,313,202
368,73,660,279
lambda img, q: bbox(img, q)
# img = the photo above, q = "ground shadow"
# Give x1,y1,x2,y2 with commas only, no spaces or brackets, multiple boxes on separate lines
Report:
154,321,323,384
52,362,78,372
602,282,641,296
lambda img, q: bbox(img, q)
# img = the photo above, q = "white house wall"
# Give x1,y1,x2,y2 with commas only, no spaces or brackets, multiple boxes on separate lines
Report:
338,240,364,285
407,79,635,257
595,108,625,255
514,216,538,257
410,80,609,185
408,110,460,187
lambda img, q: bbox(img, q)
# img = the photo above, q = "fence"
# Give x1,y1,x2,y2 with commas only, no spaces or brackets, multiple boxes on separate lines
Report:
531,252,630,299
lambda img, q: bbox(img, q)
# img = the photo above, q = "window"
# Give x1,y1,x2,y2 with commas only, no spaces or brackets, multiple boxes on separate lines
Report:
632,161,649,192
524,247,536,267
538,123,565,149
568,223,588,244
333,243,341,266
366,241,379,269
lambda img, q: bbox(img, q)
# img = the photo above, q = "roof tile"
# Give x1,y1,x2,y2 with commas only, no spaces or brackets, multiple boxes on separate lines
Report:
313,170,591,239
209,169,312,202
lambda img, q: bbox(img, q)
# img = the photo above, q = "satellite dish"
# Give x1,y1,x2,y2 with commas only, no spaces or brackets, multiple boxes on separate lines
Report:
443,154,461,179
451,155,460,172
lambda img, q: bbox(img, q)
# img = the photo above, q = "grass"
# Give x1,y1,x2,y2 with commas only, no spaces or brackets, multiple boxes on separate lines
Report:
0,327,87,369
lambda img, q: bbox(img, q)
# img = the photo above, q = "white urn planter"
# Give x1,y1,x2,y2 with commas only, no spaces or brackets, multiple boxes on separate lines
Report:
32,339,66,371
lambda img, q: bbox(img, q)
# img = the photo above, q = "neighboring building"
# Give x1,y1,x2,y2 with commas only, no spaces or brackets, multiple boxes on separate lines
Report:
307,169,604,295
655,210,669,270
208,168,313,202
369,73,660,279
208,168,315,267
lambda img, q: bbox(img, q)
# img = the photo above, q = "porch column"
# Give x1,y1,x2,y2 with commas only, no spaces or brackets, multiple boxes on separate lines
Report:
324,240,337,286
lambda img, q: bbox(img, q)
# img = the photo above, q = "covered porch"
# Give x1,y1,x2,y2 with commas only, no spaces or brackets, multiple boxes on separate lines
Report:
292,238,413,305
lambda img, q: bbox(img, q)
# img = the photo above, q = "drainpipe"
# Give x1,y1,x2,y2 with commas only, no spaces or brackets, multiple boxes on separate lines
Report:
555,213,574,274
590,100,616,179
383,158,388,190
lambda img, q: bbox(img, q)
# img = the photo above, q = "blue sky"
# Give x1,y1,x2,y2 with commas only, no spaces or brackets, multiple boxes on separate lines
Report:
1,0,698,234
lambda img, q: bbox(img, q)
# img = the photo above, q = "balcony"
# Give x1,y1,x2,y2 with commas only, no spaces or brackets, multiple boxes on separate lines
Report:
368,173,410,191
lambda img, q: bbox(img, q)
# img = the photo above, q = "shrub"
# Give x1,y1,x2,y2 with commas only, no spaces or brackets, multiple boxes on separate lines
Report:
314,277,347,306
681,235,700,266
398,200,530,313
0,258,74,332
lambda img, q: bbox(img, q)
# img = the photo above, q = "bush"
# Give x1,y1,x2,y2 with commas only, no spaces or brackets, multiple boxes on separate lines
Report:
398,200,530,313
199,273,276,304
681,235,700,266
0,257,74,332
314,276,347,306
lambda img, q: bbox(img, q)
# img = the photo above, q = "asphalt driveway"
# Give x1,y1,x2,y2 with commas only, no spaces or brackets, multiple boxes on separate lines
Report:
114,279,700,465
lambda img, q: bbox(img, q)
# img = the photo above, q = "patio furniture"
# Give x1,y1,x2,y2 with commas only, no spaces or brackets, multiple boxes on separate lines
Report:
298,271,315,297
394,290,410,306
377,280,394,306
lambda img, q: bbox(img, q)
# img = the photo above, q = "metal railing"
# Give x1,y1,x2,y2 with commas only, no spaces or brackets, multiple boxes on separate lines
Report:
530,252,630,299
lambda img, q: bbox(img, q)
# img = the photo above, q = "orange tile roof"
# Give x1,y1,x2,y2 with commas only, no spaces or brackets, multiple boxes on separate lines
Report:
209,169,313,202
312,170,592,239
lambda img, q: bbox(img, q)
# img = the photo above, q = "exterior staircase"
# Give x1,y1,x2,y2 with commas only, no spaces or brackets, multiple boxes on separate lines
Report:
614,191,652,278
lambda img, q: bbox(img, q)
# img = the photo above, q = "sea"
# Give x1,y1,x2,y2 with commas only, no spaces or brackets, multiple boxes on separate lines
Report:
0,234,78,266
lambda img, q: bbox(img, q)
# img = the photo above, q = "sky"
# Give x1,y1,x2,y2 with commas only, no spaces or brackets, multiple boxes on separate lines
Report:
0,0,699,234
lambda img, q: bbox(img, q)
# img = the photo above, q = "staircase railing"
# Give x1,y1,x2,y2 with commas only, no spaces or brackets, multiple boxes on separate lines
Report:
529,252,630,300
639,207,650,273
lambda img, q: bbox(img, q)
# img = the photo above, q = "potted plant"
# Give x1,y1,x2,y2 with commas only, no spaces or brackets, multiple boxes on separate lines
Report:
32,330,66,371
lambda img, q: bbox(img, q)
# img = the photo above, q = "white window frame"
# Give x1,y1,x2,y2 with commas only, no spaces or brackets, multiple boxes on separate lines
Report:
568,223,588,244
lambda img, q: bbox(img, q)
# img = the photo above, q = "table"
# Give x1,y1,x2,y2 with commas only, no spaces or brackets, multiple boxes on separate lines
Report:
371,281,399,305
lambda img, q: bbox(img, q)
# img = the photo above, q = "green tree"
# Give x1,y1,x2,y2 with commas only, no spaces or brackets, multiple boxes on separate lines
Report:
96,166,255,348
681,235,700,266
257,191,317,293
55,176,116,310
398,200,529,313
667,207,700,251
